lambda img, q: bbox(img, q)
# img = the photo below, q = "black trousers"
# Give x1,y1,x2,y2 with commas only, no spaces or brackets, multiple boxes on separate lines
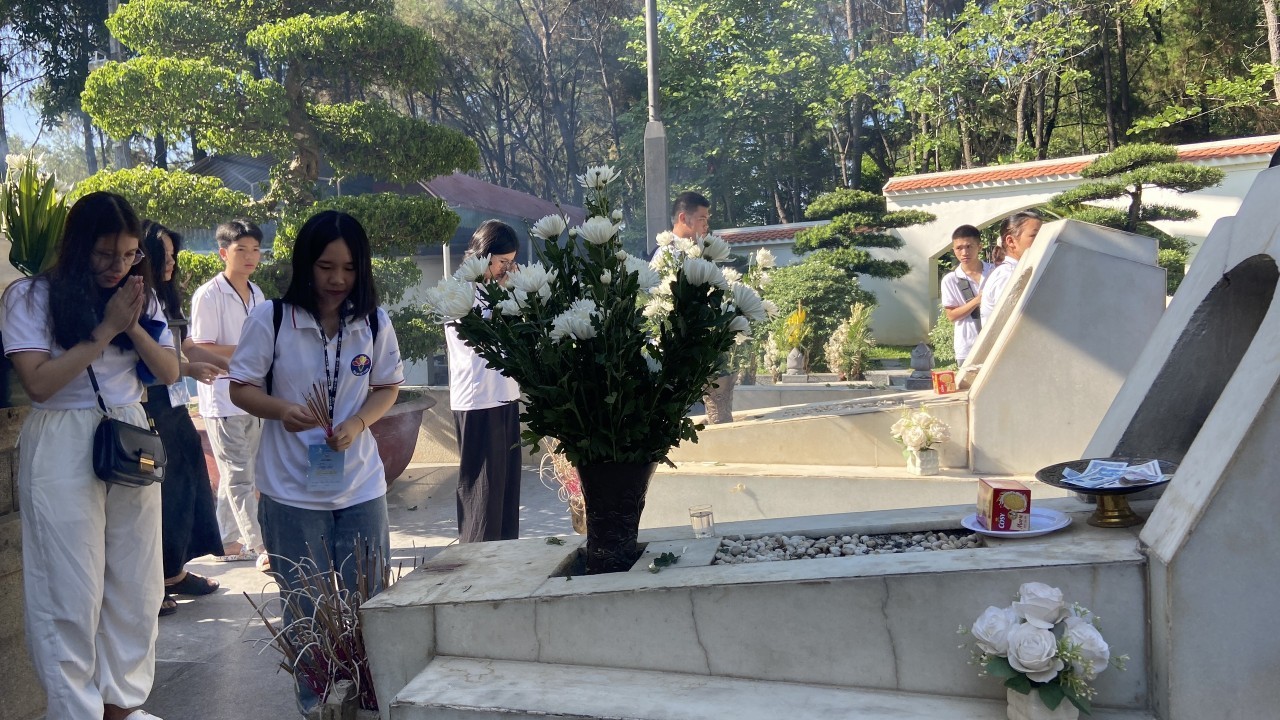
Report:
454,403,522,542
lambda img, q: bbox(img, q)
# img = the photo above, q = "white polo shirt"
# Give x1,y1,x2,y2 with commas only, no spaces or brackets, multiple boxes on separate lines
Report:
1,277,174,410
979,256,1019,324
941,262,992,362
229,303,404,511
445,296,518,411
190,274,265,418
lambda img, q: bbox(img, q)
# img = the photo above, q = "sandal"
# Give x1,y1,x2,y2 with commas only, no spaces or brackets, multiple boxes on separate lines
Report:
166,572,220,596
256,553,271,573
215,544,257,562
159,594,177,617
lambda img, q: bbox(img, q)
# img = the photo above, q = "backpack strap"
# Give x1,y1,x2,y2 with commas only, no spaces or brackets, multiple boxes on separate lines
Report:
264,299,284,395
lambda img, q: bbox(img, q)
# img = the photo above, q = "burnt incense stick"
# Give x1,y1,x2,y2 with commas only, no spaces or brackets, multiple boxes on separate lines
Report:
303,381,333,436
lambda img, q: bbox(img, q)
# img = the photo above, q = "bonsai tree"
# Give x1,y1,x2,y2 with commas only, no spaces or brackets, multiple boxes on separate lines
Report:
78,0,478,364
792,188,935,281
1048,143,1225,294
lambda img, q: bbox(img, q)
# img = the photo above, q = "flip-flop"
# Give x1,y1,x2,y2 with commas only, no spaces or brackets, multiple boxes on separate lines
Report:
215,547,257,562
159,594,177,617
166,572,220,596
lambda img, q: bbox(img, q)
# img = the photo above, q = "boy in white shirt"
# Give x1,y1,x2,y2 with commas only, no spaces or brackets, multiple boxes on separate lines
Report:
940,225,993,366
189,219,267,567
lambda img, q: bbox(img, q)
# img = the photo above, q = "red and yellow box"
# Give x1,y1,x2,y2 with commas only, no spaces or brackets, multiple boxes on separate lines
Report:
932,370,957,394
978,478,1031,532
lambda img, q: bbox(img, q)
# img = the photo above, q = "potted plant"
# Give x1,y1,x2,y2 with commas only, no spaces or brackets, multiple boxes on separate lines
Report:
967,582,1127,719
824,302,876,381
424,164,773,573
781,304,811,376
889,405,950,475
0,154,69,407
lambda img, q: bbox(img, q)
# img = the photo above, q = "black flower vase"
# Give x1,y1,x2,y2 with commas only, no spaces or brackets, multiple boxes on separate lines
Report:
577,462,657,574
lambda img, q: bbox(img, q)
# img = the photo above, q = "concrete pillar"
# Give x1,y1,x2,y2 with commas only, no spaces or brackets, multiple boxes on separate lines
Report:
644,121,669,255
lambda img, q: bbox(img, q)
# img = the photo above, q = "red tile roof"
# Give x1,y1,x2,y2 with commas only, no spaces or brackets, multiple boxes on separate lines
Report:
883,137,1280,194
717,221,825,245
414,172,586,224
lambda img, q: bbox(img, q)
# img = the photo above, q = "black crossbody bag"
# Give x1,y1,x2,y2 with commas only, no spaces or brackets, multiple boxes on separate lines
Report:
88,366,167,486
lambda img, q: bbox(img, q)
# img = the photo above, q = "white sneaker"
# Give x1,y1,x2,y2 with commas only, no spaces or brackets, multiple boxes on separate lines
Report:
124,709,164,720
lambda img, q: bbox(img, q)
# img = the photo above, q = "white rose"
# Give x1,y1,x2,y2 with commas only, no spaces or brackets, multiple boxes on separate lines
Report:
910,410,933,427
890,418,909,436
971,605,1020,656
424,277,477,322
577,216,618,246
655,231,677,248
731,283,767,322
902,426,927,451
1014,582,1067,630
453,254,490,283
702,234,731,262
755,248,776,269
682,257,725,287
1006,623,1064,683
929,419,951,444
610,209,623,222
531,214,568,240
1063,616,1110,680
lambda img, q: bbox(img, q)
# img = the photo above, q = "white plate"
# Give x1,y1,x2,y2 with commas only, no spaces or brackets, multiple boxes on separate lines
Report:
960,508,1071,538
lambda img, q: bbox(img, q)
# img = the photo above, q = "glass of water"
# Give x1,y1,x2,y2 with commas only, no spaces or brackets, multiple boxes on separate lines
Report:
689,504,715,538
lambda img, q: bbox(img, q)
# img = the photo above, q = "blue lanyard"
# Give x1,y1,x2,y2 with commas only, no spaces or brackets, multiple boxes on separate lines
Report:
321,316,345,419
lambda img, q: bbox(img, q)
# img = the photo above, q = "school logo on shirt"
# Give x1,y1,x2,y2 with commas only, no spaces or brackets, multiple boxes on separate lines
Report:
350,354,372,376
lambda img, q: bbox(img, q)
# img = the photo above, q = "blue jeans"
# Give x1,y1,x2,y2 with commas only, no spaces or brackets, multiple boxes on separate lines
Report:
258,493,390,716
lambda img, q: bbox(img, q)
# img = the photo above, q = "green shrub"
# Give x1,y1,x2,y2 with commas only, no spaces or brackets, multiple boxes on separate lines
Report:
928,307,956,368
823,303,876,380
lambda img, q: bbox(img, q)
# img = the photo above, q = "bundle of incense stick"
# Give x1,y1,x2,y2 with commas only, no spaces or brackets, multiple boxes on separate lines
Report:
303,381,333,436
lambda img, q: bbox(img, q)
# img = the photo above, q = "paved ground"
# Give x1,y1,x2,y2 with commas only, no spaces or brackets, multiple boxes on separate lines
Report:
145,463,573,720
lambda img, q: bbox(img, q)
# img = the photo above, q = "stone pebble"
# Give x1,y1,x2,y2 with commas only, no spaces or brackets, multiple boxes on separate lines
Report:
712,530,980,565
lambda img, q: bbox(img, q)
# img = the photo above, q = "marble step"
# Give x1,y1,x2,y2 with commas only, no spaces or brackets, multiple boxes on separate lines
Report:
390,656,1154,720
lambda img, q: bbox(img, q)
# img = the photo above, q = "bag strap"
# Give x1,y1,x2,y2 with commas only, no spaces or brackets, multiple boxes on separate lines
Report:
265,298,285,395
86,365,109,415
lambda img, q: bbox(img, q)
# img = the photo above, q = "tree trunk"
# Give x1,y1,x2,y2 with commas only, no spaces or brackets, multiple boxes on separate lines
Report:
1099,13,1118,151
1114,16,1132,137
82,111,99,175
0,75,9,176
844,0,864,189
154,134,167,169
190,128,206,161
279,64,320,207
1265,0,1280,102
1015,82,1029,150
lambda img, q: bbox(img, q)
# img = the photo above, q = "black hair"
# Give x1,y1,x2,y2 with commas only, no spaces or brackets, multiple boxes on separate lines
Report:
464,219,520,259
999,210,1043,241
142,220,183,321
281,210,378,322
46,191,153,351
951,225,981,242
214,218,263,249
671,191,710,222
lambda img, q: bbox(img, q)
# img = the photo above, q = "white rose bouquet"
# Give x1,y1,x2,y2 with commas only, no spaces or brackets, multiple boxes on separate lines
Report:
423,164,772,466
889,405,951,453
966,582,1126,715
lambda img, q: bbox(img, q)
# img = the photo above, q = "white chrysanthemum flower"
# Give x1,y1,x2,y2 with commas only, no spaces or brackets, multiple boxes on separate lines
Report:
506,262,558,301
729,315,751,344
731,283,767,322
762,299,780,318
610,209,623,222
453,254,490,282
600,270,611,285
682,257,725,287
702,234,731,262
531,214,568,240
652,274,674,296
674,237,696,255
424,277,477,321
616,250,628,260
576,165,620,189
622,253,662,291
721,268,742,284
655,231,677,248
642,295,673,319
755,248,777,269
642,348,661,374
548,298,599,341
576,216,618,246
497,298,522,316
758,271,771,286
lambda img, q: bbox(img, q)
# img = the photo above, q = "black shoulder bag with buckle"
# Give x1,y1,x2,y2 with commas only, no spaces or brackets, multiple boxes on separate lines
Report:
88,366,167,486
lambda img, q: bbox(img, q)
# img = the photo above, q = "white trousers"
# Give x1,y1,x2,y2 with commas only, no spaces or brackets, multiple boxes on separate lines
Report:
208,414,263,550
19,405,162,719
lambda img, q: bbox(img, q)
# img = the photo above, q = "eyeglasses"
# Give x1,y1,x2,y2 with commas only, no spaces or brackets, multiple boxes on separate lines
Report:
491,258,517,270
92,248,146,268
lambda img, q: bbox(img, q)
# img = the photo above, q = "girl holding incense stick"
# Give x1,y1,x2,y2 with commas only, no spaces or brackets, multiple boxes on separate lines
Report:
227,210,403,715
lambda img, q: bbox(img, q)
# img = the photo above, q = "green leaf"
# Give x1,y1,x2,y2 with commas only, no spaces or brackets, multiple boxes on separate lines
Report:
1004,674,1032,694
1036,682,1065,710
545,537,565,545
985,656,1018,679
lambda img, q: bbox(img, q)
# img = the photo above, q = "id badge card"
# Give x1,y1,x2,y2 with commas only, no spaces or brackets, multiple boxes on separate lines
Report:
307,444,346,491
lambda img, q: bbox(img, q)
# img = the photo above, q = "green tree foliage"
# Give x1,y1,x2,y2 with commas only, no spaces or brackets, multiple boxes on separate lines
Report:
793,188,934,280
71,166,257,228
82,0,479,208
928,307,956,367
759,258,875,371
1049,143,1224,293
